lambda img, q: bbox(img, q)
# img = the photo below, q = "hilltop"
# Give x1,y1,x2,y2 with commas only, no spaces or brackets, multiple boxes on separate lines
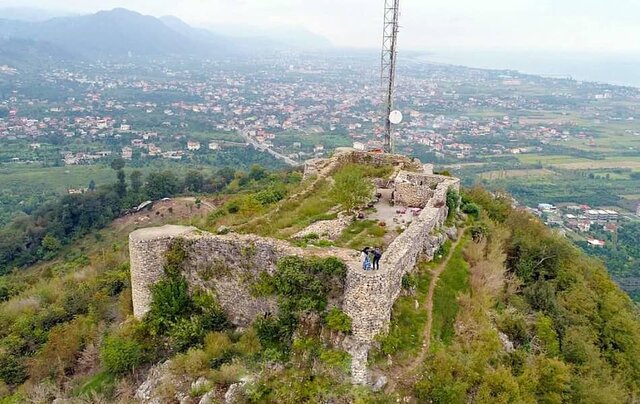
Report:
0,151,639,402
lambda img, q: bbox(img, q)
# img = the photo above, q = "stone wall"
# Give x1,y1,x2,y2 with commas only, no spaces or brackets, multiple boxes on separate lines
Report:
302,149,423,181
394,171,452,208
129,225,198,320
342,176,460,384
130,227,362,326
129,158,461,385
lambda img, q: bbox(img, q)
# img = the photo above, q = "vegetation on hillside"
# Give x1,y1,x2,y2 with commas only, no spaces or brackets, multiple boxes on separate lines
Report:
0,160,295,274
377,187,640,402
0,163,639,402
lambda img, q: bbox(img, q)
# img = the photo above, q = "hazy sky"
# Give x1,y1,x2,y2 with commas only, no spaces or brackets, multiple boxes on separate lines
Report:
2,0,640,53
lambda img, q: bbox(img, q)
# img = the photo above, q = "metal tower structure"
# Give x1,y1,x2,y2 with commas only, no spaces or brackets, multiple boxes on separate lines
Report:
381,0,400,153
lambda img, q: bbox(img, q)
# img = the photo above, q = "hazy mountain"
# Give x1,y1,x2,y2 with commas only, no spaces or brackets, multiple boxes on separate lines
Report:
0,7,73,22
160,15,279,54
0,37,75,67
0,8,332,60
0,9,226,58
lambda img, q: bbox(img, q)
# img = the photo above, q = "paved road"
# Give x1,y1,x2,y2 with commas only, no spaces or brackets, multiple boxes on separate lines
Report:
240,129,300,167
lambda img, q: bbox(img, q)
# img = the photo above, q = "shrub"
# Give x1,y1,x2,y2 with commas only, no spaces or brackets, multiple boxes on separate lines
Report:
236,328,261,356
204,332,232,360
497,310,530,347
446,188,460,221
319,349,351,372
535,315,560,357
402,273,417,290
146,277,192,335
169,317,205,352
100,335,145,375
171,348,210,378
0,353,27,386
461,202,480,219
325,308,352,333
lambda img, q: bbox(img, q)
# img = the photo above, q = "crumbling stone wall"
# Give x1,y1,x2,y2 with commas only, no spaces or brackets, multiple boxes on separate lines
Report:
129,159,461,385
394,171,452,208
342,176,460,384
302,149,423,180
131,227,296,325
130,227,361,326
129,225,198,320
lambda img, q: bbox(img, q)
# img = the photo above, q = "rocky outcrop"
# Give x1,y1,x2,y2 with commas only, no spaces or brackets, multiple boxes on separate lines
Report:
292,215,352,241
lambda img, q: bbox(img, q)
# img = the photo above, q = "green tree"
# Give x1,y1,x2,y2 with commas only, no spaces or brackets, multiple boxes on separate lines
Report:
145,171,180,200
446,188,460,221
249,164,267,181
116,170,127,197
130,170,143,193
331,167,373,213
41,234,61,252
184,170,204,193
110,157,126,171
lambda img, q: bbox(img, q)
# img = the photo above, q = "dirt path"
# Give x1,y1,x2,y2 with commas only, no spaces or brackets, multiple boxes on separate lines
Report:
385,231,465,392
410,233,464,372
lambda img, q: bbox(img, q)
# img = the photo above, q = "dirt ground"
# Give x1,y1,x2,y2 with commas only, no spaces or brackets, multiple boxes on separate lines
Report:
369,188,420,228
111,197,216,233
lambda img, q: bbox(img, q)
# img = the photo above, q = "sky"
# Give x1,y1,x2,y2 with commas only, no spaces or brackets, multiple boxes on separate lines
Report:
2,0,640,53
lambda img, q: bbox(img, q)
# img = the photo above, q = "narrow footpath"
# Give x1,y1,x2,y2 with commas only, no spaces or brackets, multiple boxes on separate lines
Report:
386,230,465,392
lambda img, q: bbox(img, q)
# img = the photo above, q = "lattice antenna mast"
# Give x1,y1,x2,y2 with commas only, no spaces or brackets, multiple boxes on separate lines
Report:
381,0,400,153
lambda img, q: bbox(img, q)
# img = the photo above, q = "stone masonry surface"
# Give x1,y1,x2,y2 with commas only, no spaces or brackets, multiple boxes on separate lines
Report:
129,151,460,385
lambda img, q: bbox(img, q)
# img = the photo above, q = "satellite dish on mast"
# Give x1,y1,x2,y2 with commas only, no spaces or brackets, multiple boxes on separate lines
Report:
389,110,403,125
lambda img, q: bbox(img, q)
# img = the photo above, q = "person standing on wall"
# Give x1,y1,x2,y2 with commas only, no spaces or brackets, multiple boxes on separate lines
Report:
373,247,382,270
361,247,372,271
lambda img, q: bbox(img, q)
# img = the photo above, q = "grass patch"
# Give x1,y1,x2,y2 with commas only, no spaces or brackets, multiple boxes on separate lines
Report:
371,261,433,366
257,180,338,238
431,236,470,347
335,220,386,250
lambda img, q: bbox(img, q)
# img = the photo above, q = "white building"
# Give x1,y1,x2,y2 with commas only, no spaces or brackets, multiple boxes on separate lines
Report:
208,142,220,151
187,140,201,151
353,142,366,151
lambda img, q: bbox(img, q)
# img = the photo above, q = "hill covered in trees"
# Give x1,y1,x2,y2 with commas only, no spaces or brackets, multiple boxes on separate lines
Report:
0,162,639,403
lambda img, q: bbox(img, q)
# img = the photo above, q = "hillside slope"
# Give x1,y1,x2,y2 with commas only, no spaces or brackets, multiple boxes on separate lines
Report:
0,166,638,402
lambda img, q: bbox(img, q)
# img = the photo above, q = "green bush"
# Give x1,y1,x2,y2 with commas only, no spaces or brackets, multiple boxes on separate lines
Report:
100,335,145,375
402,273,417,290
168,317,206,352
146,277,192,335
461,202,480,219
0,354,27,386
446,188,460,221
325,308,352,333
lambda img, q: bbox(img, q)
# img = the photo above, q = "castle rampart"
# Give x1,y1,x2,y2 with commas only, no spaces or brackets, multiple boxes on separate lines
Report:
129,151,460,385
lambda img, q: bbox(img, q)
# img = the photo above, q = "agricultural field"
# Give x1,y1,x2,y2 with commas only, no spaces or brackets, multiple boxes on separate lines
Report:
478,168,556,180
517,153,640,170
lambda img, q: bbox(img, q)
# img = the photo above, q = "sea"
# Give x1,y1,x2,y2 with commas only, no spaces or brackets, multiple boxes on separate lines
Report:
418,51,640,88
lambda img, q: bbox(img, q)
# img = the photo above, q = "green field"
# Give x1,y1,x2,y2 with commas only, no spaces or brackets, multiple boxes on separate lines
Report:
0,163,215,195
518,154,640,170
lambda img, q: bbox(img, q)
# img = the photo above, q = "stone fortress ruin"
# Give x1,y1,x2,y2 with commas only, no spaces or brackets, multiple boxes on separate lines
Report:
129,150,460,385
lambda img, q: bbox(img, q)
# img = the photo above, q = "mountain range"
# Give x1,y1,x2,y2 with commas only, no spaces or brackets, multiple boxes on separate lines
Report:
0,8,332,59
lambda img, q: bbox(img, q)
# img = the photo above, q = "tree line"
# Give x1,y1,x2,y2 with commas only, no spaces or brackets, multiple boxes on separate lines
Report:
0,158,270,274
